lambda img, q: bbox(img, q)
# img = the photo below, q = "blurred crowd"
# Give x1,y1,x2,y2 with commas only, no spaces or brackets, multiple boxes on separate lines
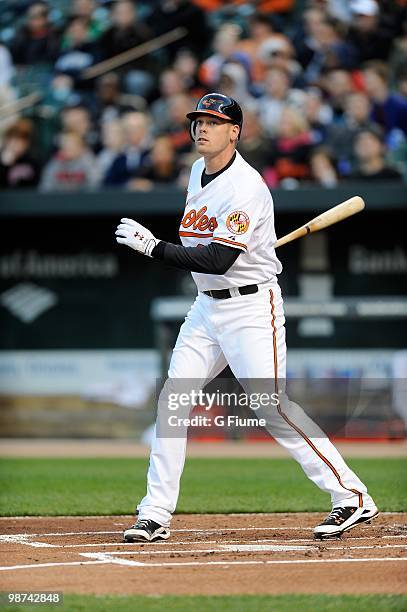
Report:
0,0,406,192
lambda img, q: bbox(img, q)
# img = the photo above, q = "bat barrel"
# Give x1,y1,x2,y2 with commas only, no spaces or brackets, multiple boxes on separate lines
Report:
273,196,365,249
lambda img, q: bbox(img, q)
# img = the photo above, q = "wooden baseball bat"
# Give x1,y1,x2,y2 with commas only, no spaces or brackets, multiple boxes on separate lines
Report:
273,196,365,249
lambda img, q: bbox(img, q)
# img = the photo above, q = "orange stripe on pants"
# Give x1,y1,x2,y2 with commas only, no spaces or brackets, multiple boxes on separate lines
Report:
269,288,363,508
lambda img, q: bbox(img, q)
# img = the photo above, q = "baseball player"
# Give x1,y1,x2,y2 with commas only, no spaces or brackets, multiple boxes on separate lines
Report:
115,93,378,542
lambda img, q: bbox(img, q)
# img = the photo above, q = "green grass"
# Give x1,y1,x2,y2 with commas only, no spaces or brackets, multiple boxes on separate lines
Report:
0,457,405,516
4,594,407,612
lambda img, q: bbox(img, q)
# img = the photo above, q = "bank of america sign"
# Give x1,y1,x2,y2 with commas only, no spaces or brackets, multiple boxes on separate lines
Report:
1,283,58,323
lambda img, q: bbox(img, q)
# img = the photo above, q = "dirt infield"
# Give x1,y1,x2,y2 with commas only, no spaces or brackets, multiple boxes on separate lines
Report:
1,513,406,596
1,439,406,458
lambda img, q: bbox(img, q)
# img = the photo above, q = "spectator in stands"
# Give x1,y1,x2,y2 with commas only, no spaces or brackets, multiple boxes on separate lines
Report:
100,0,150,57
96,119,125,182
237,13,287,86
0,43,13,89
92,72,137,130
9,2,60,66
256,36,304,89
36,74,79,160
61,104,97,150
238,13,276,57
302,86,333,135
397,70,407,100
257,67,303,136
45,74,76,110
164,93,193,155
150,69,186,134
349,127,403,180
292,7,326,70
2,0,405,192
322,68,355,120
0,43,15,135
99,0,153,97
217,63,256,110
199,23,250,89
237,108,270,174
362,61,407,137
303,18,358,84
388,27,407,90
264,106,315,187
173,49,206,99
103,111,151,186
326,91,375,175
309,146,338,187
55,16,101,81
70,0,105,41
147,0,210,61
387,129,407,182
40,130,99,191
0,119,40,188
346,0,395,63
319,0,353,23
131,135,181,189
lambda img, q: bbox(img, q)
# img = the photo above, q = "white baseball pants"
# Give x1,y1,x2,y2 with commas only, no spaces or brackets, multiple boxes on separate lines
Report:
137,280,372,526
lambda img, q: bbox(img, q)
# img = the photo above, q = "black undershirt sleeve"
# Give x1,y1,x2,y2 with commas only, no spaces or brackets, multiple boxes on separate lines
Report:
150,153,241,275
151,241,241,275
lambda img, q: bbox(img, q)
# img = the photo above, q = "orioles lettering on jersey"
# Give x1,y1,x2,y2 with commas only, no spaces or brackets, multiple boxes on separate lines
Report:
180,206,218,235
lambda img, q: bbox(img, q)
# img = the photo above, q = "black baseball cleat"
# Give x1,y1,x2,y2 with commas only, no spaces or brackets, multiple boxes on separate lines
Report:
123,519,170,542
314,504,379,539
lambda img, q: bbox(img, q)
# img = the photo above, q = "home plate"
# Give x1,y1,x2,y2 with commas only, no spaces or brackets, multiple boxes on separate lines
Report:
220,544,317,552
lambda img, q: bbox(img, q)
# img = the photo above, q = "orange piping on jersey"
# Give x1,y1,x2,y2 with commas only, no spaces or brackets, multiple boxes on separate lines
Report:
268,288,364,508
179,231,213,238
213,237,247,250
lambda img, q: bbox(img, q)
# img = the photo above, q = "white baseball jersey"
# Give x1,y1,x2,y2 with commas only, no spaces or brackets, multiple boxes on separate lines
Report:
179,151,282,291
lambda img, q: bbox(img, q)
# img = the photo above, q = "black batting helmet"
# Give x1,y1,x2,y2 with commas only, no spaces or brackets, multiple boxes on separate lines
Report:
186,93,243,140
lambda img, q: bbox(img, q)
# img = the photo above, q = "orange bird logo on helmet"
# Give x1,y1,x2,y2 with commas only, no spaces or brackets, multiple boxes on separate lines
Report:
202,98,217,107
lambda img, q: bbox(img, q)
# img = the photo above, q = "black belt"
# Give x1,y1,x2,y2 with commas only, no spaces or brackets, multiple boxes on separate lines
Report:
203,284,258,299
